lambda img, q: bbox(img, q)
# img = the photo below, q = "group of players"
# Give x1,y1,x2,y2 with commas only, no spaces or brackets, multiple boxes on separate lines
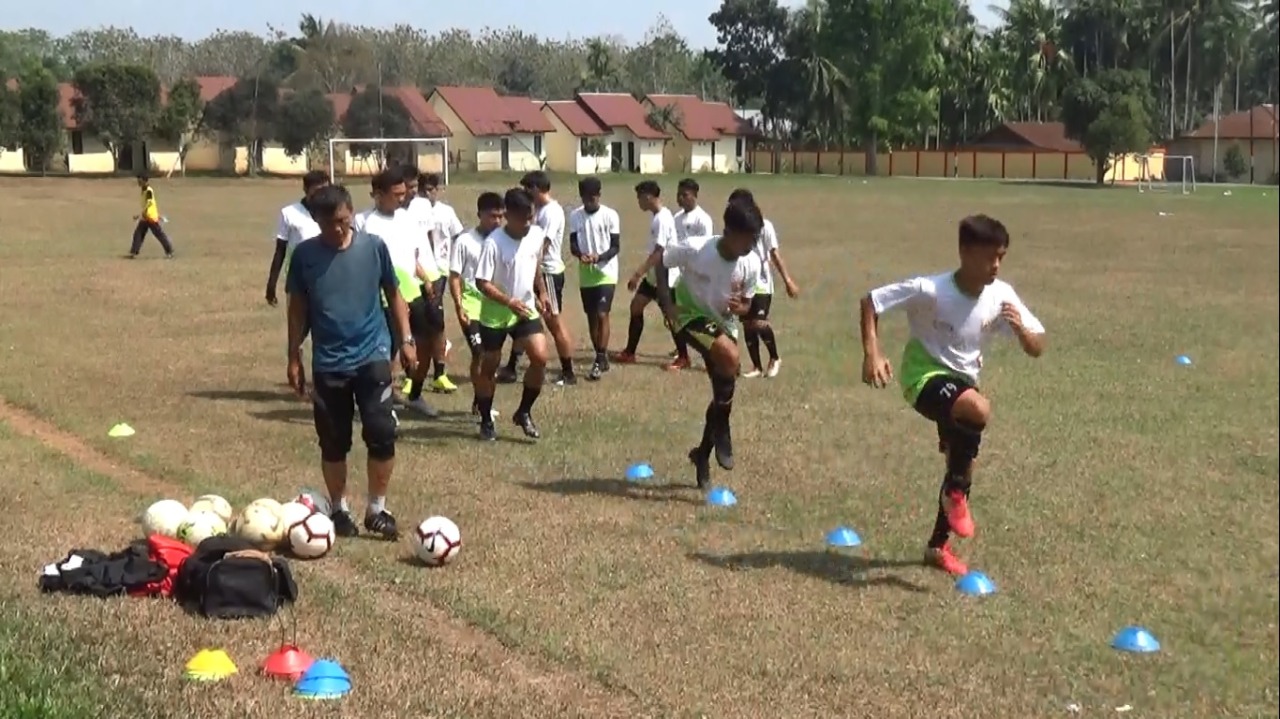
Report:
275,166,1047,577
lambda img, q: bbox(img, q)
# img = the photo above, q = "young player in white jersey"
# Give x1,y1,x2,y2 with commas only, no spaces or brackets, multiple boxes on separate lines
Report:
859,214,1046,576
409,172,464,397
673,178,714,241
726,188,800,379
450,191,505,422
617,180,683,369
654,199,764,489
568,176,622,382
265,170,328,307
474,188,552,442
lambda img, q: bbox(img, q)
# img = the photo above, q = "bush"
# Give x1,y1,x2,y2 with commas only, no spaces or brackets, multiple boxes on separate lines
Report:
1221,145,1246,180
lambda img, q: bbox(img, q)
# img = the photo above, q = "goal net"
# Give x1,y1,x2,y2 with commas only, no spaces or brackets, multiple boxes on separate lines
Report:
326,137,450,187
1137,155,1196,194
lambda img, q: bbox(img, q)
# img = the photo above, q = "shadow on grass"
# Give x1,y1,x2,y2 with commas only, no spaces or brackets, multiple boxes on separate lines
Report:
688,550,930,592
518,477,703,505
997,179,1108,191
188,388,295,403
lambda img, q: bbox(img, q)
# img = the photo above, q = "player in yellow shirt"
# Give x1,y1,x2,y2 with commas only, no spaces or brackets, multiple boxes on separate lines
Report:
129,174,175,259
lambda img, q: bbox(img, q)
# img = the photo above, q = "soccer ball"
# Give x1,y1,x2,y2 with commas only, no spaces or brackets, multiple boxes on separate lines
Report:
279,500,315,529
189,494,233,524
140,499,188,538
287,512,335,559
245,497,284,521
176,510,228,547
294,489,331,516
230,503,286,551
413,516,461,566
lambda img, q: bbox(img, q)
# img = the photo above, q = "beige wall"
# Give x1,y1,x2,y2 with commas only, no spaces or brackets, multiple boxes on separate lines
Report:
0,148,26,172
429,96,476,171
473,133,544,172
67,134,114,173
540,108,610,174
1167,137,1279,183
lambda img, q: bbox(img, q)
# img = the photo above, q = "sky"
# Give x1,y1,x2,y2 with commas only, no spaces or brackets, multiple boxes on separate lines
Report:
5,0,1007,49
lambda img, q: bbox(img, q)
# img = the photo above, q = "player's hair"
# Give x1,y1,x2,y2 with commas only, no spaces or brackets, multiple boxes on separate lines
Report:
958,214,1010,249
418,172,442,190
723,198,763,236
477,191,504,213
677,178,699,194
398,164,420,184
371,169,403,193
578,176,602,197
309,185,354,217
302,170,329,191
136,172,150,182
634,180,661,197
727,188,754,204
521,170,551,192
504,187,535,215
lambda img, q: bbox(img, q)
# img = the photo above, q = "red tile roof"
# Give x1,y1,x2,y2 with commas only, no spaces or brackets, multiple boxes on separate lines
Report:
702,101,758,137
431,86,554,136
973,122,1082,152
1185,105,1278,140
500,96,555,133
542,100,609,136
576,93,667,140
194,76,237,102
645,94,720,141
331,85,451,137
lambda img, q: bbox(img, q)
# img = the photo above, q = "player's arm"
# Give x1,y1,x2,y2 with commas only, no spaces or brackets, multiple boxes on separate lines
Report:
533,268,549,306
474,241,515,308
1002,290,1047,358
629,246,664,285
770,248,798,296
597,232,621,264
654,240,688,324
568,231,582,259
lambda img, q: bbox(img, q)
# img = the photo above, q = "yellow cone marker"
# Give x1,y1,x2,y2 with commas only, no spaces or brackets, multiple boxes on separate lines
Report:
184,648,238,682
107,423,135,438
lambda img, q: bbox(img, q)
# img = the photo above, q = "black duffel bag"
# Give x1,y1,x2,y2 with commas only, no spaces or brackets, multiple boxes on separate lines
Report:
175,535,298,619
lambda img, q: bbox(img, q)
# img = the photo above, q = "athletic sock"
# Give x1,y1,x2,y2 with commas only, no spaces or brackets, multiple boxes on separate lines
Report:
594,350,606,365
744,328,763,369
560,356,574,375
759,325,779,361
517,385,541,415
334,496,351,513
407,379,424,400
505,350,522,372
710,373,736,429
698,402,716,453
672,330,689,359
624,315,643,354
366,495,386,517
433,361,446,380
476,395,495,424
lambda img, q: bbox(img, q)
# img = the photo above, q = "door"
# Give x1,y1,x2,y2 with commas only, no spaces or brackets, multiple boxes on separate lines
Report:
626,141,637,172
500,138,511,171
610,142,623,171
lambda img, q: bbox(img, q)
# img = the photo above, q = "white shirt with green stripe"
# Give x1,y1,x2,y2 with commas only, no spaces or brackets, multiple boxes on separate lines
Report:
354,207,428,303
430,201,465,277
662,235,763,340
275,200,319,268
869,272,1045,402
569,204,620,287
475,225,548,329
450,227,487,320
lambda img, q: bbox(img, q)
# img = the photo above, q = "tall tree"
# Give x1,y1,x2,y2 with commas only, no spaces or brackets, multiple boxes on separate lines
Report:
203,76,281,174
152,77,207,176
276,89,335,158
15,63,64,172
340,87,413,161
706,0,790,106
1061,68,1155,183
71,63,163,169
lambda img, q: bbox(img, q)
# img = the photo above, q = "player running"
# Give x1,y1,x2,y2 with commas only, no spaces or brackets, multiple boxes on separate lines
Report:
616,181,681,368
654,199,764,489
726,188,799,379
450,191,505,422
859,214,1046,576
568,177,621,382
265,170,329,307
473,188,552,442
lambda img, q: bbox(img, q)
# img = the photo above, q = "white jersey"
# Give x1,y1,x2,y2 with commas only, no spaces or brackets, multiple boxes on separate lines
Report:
275,200,319,250
429,201,465,274
353,207,425,279
662,235,763,336
475,225,548,309
674,206,713,241
869,271,1045,387
535,200,567,274
449,228,485,290
751,218,780,293
568,204,621,285
646,206,680,286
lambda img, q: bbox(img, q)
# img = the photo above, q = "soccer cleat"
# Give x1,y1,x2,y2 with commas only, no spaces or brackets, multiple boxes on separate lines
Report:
713,426,734,471
666,356,691,372
742,367,763,378
330,510,360,538
430,375,458,394
611,351,637,364
766,358,782,378
668,348,681,359
405,397,439,419
555,372,578,386
363,510,399,540
164,253,176,260
586,363,603,381
924,543,969,576
513,411,540,439
401,377,413,395
495,366,518,384
478,421,498,441
941,489,975,538
688,447,712,489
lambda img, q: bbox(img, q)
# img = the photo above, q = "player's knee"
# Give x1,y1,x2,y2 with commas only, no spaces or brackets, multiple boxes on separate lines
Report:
953,391,991,429
480,351,501,371
524,340,550,366
317,436,351,463
745,318,769,333
361,409,397,457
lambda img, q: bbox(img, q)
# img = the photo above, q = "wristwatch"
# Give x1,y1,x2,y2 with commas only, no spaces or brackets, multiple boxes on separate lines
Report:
402,337,416,347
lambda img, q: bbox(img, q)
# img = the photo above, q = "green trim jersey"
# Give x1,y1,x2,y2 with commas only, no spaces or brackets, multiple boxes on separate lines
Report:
474,225,547,329
750,218,780,294
674,206,714,241
645,206,679,286
662,235,763,339
536,200,567,274
568,204,620,287
429,201,465,275
869,272,1045,401
449,228,486,319
275,200,320,270
353,207,427,304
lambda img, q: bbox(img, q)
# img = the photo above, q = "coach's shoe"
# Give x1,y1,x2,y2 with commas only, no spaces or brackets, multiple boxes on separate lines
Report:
330,510,360,538
688,447,712,489
513,411,541,440
924,543,968,576
431,375,458,394
495,366,518,384
941,489,975,539
363,510,399,540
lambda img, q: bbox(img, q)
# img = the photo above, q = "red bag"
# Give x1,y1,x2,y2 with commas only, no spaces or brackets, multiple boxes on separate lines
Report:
129,534,194,598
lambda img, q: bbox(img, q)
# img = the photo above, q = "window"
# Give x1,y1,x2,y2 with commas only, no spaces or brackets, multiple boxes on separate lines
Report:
579,137,588,156
533,133,543,157
70,131,84,155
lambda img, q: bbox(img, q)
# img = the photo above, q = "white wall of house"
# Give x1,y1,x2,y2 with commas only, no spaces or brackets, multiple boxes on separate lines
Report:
474,134,545,172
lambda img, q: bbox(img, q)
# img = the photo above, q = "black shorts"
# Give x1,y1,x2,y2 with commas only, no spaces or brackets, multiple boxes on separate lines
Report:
541,271,566,316
675,317,726,362
478,318,543,352
422,278,447,330
311,360,396,462
748,293,773,320
580,284,616,315
464,320,483,355
912,375,977,425
636,278,659,300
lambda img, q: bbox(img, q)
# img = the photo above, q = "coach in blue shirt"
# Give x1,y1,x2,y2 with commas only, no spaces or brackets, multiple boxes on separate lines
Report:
286,183,416,542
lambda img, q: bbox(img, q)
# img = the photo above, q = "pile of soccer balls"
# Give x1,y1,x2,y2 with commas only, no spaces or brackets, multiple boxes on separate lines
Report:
137,491,462,566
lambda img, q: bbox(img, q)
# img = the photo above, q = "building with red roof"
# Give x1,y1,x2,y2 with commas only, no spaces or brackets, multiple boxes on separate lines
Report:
643,94,757,173
427,86,554,172
539,93,667,174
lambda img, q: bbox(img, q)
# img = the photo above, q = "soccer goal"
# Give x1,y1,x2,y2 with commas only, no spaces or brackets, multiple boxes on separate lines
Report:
1137,154,1196,194
326,137,450,186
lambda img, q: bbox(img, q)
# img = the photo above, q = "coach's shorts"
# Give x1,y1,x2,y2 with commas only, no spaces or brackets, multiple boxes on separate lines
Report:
311,360,396,462
747,293,773,321
580,284,616,315
478,318,543,352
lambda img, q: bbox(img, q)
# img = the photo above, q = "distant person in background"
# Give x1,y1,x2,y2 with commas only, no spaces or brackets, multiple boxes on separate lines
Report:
509,170,576,386
567,176,622,382
129,173,175,259
413,172,465,395
265,170,329,306
616,180,681,368
727,188,800,379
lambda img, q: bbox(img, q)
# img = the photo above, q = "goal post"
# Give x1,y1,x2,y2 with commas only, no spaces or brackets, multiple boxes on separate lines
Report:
326,137,450,186
1137,154,1196,194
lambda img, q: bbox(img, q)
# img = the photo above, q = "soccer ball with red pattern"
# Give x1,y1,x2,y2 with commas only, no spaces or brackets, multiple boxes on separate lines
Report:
413,516,461,566
287,511,335,559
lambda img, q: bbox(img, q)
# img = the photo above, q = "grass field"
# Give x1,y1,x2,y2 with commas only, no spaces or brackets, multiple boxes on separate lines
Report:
0,173,1276,719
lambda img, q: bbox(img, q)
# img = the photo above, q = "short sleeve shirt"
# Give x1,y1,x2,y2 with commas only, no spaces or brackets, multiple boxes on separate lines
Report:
536,201,567,274
475,225,547,328
568,205,620,287
276,200,320,252
663,235,762,337
646,207,680,286
449,228,487,318
751,218,780,293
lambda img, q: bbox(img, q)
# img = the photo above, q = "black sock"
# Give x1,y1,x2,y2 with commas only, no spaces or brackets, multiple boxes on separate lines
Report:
624,315,643,354
476,395,495,424
560,356,574,375
759,325,779,361
594,349,606,365
433,361,446,380
671,329,688,359
927,503,951,549
942,421,982,494
698,402,716,452
709,373,736,436
407,379,424,400
744,328,763,370
505,350,521,371
517,384,541,415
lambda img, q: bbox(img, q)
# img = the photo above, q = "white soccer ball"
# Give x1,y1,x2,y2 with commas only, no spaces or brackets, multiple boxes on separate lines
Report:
413,516,461,566
245,498,284,521
141,499,189,538
230,503,286,551
189,494,233,524
287,512,335,559
176,510,228,547
293,489,331,516
279,501,315,529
